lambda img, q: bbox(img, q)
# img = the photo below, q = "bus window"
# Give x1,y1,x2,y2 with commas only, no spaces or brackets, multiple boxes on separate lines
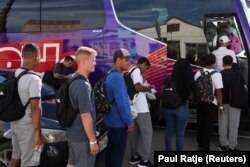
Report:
41,0,106,31
0,0,106,33
203,14,249,86
0,0,40,33
113,0,235,60
240,0,250,28
203,14,246,55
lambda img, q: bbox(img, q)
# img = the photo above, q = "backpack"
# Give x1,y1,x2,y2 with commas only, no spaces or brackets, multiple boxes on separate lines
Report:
94,71,114,113
124,67,139,100
0,70,32,122
195,70,217,104
55,75,85,127
161,77,182,109
230,74,248,109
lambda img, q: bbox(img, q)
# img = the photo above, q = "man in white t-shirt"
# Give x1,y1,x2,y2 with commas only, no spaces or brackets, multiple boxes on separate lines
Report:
128,57,154,167
212,35,237,72
194,53,223,151
10,44,46,167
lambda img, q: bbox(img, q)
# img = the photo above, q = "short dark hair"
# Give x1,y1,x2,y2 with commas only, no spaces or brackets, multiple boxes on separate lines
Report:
22,43,40,58
64,56,74,61
204,53,216,66
223,55,233,66
137,57,150,66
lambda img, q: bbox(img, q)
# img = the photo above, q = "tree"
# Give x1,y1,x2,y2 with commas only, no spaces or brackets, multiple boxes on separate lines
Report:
0,0,16,33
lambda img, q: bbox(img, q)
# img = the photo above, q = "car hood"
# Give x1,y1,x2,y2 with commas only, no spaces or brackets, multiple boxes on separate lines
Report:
0,117,64,138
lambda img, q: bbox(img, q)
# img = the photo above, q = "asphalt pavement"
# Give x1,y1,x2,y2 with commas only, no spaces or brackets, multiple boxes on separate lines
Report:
95,127,250,167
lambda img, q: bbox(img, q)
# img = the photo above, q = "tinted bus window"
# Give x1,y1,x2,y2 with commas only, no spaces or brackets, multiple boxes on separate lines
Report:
0,0,40,33
114,0,234,30
41,0,105,31
113,0,236,59
0,0,106,33
240,0,250,28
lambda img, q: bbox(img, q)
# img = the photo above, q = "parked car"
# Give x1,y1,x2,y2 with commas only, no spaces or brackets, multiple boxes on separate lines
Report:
0,70,108,167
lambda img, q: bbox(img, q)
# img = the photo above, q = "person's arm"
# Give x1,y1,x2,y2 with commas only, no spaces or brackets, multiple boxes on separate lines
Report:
30,99,45,147
53,63,71,79
215,88,223,112
131,68,151,93
134,83,151,93
29,76,46,147
214,73,224,112
72,81,99,155
53,73,71,79
81,112,99,155
112,74,133,127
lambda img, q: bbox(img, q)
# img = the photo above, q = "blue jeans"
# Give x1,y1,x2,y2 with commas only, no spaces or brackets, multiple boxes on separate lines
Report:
164,103,189,151
105,127,127,167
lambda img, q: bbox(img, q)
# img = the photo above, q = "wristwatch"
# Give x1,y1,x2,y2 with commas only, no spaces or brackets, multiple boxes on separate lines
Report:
219,106,224,110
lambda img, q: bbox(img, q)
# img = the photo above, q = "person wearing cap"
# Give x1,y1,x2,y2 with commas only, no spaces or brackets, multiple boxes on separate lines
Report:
212,22,230,49
104,48,134,167
212,35,237,72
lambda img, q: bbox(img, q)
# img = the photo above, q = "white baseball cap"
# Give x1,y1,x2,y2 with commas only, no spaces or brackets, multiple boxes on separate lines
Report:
219,35,231,43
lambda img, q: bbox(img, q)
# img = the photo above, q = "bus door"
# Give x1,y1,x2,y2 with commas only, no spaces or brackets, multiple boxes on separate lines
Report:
203,13,249,130
203,13,249,86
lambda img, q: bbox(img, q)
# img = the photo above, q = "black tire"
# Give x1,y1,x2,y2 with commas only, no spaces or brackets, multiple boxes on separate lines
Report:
0,141,12,167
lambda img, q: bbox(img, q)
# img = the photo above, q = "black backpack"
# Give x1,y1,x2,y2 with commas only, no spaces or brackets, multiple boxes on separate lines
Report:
195,70,217,104
230,74,248,109
0,70,32,122
94,71,114,113
161,77,182,109
124,67,139,100
55,75,85,127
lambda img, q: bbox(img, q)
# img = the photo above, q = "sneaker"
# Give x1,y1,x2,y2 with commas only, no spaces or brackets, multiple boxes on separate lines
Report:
138,160,153,167
218,145,227,151
129,155,141,165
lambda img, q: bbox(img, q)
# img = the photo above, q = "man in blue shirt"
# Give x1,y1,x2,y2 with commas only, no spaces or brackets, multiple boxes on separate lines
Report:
104,48,134,167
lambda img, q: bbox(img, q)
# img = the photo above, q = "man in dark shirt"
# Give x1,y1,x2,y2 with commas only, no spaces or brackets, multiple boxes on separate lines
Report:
53,56,75,86
66,47,99,167
219,55,246,151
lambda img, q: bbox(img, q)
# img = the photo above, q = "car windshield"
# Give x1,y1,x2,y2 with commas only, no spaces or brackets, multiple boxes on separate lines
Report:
0,71,56,101
0,76,6,83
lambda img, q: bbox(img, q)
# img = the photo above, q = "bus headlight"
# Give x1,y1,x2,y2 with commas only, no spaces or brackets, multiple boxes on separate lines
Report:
42,129,67,143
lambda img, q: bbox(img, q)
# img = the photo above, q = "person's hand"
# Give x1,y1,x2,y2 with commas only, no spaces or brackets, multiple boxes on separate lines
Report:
151,89,157,94
218,106,224,113
127,125,135,133
33,131,46,148
90,142,99,155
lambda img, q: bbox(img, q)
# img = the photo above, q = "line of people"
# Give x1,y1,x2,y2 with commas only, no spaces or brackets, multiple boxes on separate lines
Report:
163,46,246,152
10,43,247,167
